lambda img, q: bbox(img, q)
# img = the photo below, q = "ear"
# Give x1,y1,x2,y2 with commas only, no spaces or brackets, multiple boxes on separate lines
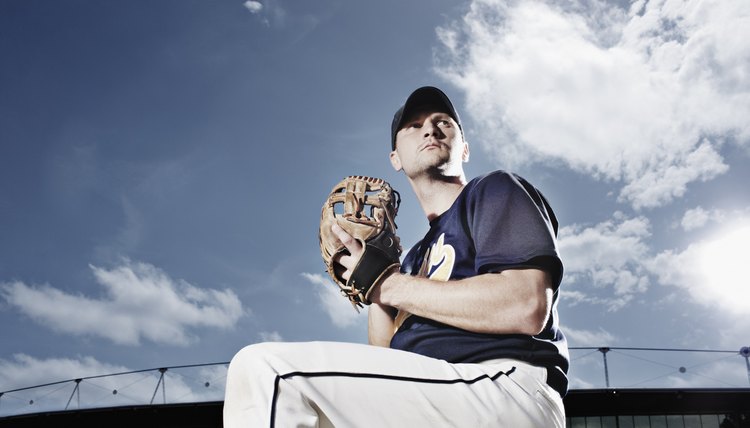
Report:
462,141,470,162
389,150,402,171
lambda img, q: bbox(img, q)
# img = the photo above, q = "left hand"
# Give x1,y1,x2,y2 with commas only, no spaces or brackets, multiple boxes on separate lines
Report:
331,223,364,282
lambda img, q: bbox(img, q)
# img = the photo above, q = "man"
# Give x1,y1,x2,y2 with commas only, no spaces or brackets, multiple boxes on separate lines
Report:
224,86,568,427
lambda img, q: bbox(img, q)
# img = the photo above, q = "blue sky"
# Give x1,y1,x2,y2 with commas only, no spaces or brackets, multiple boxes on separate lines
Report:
1,0,749,413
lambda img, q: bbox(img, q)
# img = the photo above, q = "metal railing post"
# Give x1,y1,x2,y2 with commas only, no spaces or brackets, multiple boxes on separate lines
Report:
65,379,82,410
150,368,168,405
740,347,750,386
599,347,611,388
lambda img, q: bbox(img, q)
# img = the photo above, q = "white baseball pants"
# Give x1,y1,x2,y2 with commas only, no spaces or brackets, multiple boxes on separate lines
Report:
223,341,564,428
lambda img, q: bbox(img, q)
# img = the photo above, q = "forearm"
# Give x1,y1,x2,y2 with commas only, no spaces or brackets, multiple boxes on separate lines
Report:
374,269,552,336
368,303,398,347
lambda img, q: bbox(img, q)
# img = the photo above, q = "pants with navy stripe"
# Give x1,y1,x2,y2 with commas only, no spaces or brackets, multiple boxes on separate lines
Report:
223,341,564,428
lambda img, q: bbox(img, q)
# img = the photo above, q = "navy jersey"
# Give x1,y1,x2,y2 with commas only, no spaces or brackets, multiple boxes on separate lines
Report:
389,170,569,396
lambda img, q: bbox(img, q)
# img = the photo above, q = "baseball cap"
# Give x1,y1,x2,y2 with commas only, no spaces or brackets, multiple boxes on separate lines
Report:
390,86,462,150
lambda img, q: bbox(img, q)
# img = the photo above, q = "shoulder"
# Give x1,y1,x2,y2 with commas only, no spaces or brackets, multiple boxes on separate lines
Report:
466,170,532,199
467,170,558,232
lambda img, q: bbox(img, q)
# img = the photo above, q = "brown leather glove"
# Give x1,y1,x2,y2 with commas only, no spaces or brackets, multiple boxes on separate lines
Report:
319,176,402,310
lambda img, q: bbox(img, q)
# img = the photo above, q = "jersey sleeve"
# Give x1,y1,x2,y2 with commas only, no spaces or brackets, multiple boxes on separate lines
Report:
467,172,563,287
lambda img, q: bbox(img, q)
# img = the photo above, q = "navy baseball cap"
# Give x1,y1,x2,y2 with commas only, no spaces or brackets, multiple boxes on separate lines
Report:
390,86,462,150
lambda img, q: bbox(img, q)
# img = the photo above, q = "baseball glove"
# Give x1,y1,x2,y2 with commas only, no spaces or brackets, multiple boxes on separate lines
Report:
319,176,402,310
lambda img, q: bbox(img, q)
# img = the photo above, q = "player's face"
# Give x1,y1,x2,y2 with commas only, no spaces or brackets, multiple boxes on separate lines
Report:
390,108,468,178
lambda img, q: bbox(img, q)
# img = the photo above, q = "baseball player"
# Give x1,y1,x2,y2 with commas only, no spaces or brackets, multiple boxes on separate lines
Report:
224,86,568,427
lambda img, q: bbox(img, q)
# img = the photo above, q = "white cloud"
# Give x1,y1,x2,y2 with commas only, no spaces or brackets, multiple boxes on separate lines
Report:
558,213,652,310
680,206,712,231
617,141,729,209
678,205,750,232
0,260,245,346
435,0,749,209
243,1,263,14
301,273,362,328
613,353,749,388
645,220,750,316
567,374,598,390
242,0,290,29
189,364,229,401
560,210,750,319
259,331,284,342
568,348,748,388
679,206,750,231
0,354,226,415
563,325,615,347
655,359,749,388
0,354,129,393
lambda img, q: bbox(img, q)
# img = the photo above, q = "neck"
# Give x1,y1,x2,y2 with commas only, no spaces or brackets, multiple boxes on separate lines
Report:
408,172,467,221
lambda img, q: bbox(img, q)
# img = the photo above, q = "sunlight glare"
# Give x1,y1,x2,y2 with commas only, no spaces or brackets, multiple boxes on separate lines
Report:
698,224,750,314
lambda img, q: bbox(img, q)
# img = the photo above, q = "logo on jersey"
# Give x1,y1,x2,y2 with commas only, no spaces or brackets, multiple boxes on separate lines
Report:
418,233,455,281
